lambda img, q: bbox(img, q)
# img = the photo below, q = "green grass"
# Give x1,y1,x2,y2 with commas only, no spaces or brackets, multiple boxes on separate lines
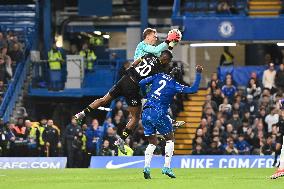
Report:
0,168,283,189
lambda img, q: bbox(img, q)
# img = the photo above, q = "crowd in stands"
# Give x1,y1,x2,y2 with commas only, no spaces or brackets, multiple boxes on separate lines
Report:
0,31,24,105
192,61,284,155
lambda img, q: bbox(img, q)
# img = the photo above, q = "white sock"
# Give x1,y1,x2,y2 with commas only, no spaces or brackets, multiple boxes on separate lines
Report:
144,144,156,168
164,140,174,168
279,137,284,169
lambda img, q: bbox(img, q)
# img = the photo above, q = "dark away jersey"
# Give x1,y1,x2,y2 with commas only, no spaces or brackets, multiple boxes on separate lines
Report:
126,54,163,83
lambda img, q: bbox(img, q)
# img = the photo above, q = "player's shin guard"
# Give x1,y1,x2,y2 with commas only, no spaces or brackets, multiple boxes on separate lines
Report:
121,128,132,141
164,140,174,168
144,144,156,168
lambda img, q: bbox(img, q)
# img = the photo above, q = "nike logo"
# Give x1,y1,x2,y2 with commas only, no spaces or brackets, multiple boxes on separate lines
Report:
106,160,145,169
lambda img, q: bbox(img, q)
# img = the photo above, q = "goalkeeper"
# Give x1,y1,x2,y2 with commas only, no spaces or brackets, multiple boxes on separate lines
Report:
134,28,181,60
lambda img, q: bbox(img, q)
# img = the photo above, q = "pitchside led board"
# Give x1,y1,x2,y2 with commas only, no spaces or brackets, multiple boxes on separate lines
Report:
90,156,276,169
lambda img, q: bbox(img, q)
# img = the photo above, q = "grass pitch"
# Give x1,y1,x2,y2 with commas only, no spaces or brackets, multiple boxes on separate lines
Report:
0,168,283,189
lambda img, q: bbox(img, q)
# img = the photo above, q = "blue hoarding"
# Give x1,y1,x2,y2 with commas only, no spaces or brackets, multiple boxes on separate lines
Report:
0,157,67,169
90,156,275,169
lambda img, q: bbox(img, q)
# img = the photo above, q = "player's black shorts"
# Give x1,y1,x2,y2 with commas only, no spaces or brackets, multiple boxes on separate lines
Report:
276,134,284,144
108,75,142,107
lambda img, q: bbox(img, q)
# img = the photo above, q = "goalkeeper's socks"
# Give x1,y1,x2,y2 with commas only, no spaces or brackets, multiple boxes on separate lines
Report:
164,140,174,168
83,105,94,116
121,128,132,141
144,144,156,168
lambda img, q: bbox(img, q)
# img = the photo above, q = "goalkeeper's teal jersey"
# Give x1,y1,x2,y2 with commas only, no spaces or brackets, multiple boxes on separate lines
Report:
133,41,168,61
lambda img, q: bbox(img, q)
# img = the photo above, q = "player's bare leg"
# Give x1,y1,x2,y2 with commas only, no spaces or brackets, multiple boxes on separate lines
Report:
115,106,142,154
73,93,113,124
271,136,284,179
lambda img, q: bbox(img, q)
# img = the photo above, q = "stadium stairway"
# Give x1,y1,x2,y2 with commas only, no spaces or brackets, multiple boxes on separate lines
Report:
248,0,282,17
174,89,207,155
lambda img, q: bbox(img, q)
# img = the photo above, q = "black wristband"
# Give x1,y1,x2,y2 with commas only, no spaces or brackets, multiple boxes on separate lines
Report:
168,46,173,50
165,40,170,44
83,105,93,115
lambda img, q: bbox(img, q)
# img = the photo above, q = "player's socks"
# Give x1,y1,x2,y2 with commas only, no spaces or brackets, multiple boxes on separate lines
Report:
144,144,156,168
164,140,174,168
121,128,133,141
273,149,281,167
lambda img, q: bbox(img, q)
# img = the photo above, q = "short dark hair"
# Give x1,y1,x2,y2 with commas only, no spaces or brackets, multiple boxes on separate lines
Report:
161,50,173,59
143,28,156,39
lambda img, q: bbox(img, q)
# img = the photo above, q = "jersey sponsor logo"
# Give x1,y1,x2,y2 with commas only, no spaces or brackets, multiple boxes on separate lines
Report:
105,160,145,169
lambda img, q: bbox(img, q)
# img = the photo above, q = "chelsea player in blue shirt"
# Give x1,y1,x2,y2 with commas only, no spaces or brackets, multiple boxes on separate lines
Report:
139,64,203,179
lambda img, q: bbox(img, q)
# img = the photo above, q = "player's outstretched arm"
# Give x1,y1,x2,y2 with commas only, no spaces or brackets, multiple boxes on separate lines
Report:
143,42,169,55
176,65,203,94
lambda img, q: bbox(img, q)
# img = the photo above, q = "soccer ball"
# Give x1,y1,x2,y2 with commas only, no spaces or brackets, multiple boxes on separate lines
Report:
168,29,182,42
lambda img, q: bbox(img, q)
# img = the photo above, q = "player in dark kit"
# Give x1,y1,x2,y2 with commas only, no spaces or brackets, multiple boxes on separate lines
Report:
270,100,284,179
73,50,173,154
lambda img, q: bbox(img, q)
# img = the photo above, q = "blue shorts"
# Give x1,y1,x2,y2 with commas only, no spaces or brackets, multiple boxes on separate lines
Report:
142,108,173,136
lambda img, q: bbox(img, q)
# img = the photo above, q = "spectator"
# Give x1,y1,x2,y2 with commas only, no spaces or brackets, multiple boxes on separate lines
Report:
0,80,6,96
244,95,258,119
219,97,232,115
103,127,118,150
212,88,223,107
219,47,234,66
207,141,223,155
6,122,16,156
275,63,284,92
64,118,83,168
86,119,102,157
246,78,261,100
0,54,8,83
221,123,234,142
221,77,237,103
265,107,279,134
99,139,113,156
224,138,238,155
12,118,29,157
261,135,274,155
203,94,218,113
79,43,97,72
208,72,222,88
262,63,276,93
8,43,24,72
192,144,206,155
48,43,64,91
69,44,78,55
0,119,8,157
235,134,251,155
0,32,7,48
1,46,12,79
42,119,60,157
